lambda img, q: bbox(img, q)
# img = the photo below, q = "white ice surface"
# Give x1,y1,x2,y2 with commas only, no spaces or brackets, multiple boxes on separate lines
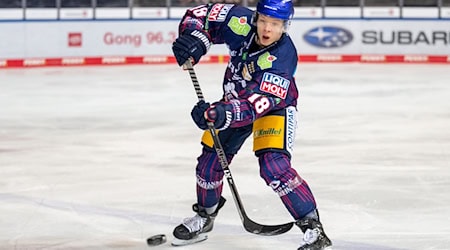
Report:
1,64,449,250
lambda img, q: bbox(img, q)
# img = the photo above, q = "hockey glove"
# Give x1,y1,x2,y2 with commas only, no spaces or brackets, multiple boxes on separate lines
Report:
172,30,211,66
191,100,210,130
191,100,230,130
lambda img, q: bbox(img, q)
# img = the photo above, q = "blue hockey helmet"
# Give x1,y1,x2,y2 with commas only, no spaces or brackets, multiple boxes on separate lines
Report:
256,0,294,21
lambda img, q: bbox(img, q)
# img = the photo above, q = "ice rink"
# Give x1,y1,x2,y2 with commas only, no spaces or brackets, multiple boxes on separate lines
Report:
1,63,449,250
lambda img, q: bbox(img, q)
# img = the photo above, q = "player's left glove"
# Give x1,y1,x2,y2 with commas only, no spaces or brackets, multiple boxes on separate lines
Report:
191,100,231,130
172,30,211,66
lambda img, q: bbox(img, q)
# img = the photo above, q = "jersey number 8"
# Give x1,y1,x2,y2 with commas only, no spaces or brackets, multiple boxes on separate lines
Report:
190,6,208,17
248,93,270,114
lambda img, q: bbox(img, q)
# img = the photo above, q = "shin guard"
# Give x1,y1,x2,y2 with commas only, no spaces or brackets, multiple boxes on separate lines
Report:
196,149,234,208
259,152,317,219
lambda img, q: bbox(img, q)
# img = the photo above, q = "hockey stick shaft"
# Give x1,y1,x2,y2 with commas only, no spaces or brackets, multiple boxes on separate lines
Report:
184,60,246,218
183,61,293,235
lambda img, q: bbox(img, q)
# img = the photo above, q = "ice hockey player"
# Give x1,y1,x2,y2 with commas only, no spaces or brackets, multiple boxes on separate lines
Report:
171,0,332,249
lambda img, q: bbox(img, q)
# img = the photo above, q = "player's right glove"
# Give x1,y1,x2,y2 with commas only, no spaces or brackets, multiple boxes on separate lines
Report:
191,100,231,130
172,30,211,66
191,100,211,130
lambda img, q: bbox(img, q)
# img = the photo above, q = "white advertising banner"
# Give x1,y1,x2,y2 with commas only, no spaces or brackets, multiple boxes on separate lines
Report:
0,20,181,58
0,19,449,59
291,20,450,55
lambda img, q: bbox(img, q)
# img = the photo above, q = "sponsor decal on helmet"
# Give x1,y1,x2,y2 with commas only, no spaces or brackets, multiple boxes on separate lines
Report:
257,0,294,21
304,26,353,48
228,16,251,36
260,72,290,99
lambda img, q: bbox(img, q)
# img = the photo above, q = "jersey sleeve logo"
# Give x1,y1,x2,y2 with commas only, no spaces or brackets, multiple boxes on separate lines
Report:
260,72,290,99
257,52,277,70
228,16,251,36
208,4,233,22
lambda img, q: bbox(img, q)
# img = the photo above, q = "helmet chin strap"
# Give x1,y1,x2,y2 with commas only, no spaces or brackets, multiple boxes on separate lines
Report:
283,21,291,32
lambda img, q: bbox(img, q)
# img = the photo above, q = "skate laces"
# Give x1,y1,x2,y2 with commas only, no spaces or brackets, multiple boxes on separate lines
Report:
182,214,208,233
300,228,320,245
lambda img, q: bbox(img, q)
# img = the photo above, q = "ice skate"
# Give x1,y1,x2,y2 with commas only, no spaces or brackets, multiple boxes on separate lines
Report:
172,197,226,246
296,217,332,250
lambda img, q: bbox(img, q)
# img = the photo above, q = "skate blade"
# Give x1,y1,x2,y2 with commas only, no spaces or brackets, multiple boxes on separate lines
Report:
171,234,208,246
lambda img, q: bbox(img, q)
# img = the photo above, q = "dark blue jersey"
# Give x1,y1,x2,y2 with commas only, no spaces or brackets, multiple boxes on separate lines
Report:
179,3,299,128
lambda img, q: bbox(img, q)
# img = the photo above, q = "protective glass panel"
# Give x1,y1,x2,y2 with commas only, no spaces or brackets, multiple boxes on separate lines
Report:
365,0,399,6
403,0,438,6
96,0,128,7
0,0,22,8
294,0,321,7
61,0,92,8
26,0,57,8
326,0,360,6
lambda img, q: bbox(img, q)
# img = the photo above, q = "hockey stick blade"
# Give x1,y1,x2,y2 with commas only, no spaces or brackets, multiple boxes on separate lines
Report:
184,60,294,236
243,218,294,236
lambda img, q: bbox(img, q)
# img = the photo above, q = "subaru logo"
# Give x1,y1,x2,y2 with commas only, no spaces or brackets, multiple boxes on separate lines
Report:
303,26,353,48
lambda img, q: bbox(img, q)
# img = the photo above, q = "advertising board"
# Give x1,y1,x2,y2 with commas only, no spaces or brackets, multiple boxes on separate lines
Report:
0,19,449,67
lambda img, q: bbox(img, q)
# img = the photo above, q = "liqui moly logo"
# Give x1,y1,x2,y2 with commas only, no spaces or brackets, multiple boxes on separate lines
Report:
260,72,290,99
208,4,232,22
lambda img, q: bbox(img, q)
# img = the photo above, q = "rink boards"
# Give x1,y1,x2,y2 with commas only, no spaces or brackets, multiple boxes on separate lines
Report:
1,19,450,68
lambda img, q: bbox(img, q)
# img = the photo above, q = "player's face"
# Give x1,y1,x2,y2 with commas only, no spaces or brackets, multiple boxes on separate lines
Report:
255,13,285,47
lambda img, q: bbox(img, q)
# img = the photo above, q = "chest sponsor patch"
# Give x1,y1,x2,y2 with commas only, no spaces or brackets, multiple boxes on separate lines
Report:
208,4,233,22
228,16,251,36
257,52,277,70
260,72,290,99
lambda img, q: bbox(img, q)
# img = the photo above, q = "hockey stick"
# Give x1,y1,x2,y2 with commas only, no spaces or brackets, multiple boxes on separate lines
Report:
183,60,294,236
